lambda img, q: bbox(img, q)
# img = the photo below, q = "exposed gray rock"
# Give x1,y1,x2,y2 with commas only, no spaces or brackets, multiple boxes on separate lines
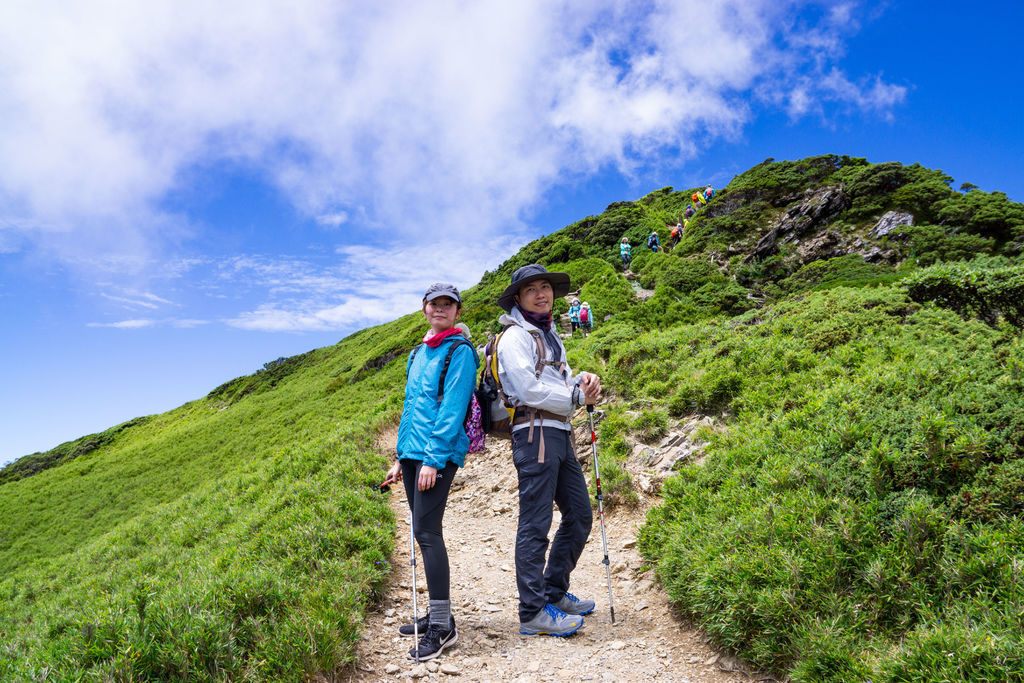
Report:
796,229,847,263
745,185,851,262
870,210,914,239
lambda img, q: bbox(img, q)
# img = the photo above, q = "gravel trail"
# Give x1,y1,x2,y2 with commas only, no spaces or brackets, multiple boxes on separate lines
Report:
345,423,758,682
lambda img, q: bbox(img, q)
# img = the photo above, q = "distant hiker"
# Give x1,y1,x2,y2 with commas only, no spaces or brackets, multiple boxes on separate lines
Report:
692,191,704,207
569,298,582,335
382,282,479,661
494,264,602,637
704,186,715,202
647,231,661,253
684,205,695,219
670,222,683,249
620,237,632,270
579,302,592,337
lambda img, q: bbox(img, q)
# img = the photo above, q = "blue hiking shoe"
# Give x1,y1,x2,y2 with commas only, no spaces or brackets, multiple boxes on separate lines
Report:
519,603,583,637
553,592,595,616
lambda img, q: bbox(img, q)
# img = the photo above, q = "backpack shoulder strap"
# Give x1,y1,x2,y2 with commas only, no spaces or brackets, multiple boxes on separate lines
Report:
437,337,475,404
407,343,424,374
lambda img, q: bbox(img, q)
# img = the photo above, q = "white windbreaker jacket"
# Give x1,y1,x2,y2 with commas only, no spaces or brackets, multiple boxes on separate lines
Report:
496,306,585,433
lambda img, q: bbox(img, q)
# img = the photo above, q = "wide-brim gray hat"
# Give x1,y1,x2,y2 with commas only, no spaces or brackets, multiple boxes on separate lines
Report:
496,263,571,312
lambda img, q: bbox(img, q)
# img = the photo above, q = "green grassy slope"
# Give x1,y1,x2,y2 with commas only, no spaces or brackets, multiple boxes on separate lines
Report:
2,154,1023,680
0,314,426,679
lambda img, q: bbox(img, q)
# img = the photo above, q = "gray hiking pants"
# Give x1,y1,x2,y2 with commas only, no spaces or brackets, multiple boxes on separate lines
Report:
512,426,593,621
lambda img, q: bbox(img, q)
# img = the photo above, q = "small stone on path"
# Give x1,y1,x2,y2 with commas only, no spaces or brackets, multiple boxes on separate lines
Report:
384,663,401,674
608,640,627,650
440,662,460,675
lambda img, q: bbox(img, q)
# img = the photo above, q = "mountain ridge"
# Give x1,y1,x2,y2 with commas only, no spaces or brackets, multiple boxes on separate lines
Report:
2,153,1022,680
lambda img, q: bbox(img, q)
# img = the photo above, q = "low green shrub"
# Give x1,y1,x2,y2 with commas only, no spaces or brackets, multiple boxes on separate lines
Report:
901,261,1024,327
578,271,634,323
779,254,899,293
632,408,669,443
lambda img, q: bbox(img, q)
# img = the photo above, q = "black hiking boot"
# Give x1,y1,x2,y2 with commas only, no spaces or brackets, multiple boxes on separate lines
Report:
407,619,458,661
398,614,430,637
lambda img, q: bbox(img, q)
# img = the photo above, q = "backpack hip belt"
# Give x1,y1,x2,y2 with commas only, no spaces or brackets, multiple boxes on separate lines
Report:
513,407,571,463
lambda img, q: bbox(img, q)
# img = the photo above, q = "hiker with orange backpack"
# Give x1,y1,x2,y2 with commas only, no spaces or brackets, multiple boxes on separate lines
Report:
670,222,683,250
382,282,479,661
692,190,704,208
493,264,602,637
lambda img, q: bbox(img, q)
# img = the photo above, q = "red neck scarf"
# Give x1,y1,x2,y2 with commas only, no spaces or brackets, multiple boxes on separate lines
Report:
424,327,462,348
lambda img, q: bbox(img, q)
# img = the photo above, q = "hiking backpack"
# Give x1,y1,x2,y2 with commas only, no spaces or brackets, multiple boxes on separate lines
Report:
579,307,589,323
409,337,485,453
647,234,657,247
475,323,559,437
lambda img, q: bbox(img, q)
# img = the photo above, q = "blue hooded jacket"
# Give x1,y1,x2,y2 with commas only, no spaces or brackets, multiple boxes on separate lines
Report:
396,335,479,470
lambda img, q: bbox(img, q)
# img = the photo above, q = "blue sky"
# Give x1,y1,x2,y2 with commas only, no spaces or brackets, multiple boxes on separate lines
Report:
1,0,1022,465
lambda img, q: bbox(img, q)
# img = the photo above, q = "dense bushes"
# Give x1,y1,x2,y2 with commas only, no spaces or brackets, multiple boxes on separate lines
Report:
778,254,899,292
632,288,1024,680
901,261,1024,327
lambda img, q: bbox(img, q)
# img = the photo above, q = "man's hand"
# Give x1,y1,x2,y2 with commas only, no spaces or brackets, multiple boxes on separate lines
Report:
579,372,602,405
418,465,438,491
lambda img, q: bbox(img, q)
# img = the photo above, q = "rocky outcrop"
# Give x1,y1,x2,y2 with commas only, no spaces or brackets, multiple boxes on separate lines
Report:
796,229,847,263
870,210,914,239
744,185,851,263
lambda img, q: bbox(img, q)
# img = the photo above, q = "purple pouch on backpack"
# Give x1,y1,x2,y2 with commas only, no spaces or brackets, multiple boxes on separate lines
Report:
465,392,485,453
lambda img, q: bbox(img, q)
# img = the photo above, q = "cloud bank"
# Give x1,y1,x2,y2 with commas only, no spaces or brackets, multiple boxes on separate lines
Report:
1,1,905,330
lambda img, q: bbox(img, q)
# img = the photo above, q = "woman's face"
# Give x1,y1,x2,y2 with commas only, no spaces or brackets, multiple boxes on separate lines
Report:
423,296,461,332
516,279,553,315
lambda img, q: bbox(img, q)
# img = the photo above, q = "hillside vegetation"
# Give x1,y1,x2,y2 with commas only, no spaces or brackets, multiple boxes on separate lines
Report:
2,154,1022,680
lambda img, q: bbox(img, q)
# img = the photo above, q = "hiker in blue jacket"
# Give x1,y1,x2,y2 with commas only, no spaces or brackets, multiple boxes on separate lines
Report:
568,298,582,336
382,282,478,661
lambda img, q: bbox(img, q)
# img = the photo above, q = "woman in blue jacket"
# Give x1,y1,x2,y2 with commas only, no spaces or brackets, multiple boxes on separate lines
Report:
382,282,478,661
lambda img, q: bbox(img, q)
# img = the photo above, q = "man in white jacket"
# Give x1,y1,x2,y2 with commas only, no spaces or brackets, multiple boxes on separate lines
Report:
495,264,602,637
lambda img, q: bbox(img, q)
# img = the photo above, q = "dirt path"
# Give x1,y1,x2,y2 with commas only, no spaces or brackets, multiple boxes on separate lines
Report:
346,423,757,682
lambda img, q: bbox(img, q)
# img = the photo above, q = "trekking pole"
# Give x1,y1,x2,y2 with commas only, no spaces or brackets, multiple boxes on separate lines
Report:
587,403,616,624
409,506,420,662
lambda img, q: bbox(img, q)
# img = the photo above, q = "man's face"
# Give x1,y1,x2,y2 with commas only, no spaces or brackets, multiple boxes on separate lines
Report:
516,279,553,315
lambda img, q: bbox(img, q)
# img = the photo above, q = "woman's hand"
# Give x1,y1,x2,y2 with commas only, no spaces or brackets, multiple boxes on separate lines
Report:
418,465,438,491
382,461,402,487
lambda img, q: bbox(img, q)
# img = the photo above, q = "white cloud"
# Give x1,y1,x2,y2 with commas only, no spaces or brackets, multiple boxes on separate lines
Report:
86,317,208,329
222,239,519,332
87,319,156,329
0,0,905,279
100,291,176,310
315,212,348,228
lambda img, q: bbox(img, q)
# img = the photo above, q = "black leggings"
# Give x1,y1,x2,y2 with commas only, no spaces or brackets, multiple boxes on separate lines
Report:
401,459,458,600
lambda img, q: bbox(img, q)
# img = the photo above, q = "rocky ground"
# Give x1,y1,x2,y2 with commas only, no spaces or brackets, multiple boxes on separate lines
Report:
343,418,768,682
